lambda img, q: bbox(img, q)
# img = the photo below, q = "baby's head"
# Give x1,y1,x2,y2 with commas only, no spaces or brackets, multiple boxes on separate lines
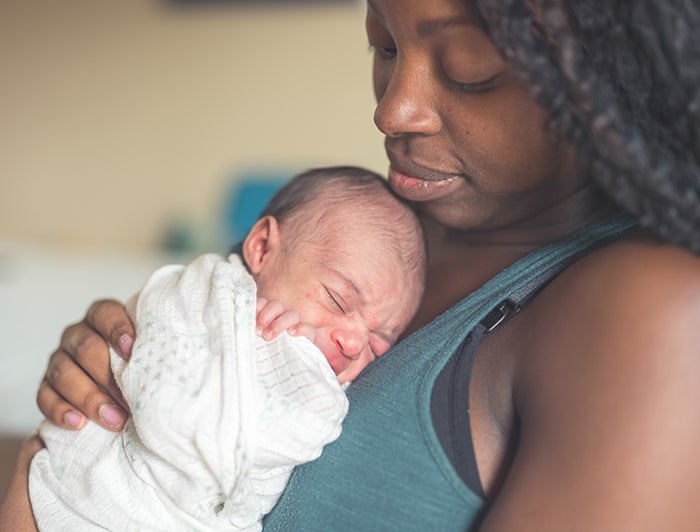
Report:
242,166,426,383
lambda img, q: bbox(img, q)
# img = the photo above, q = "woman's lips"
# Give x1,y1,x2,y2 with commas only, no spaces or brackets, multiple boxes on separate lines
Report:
388,167,461,201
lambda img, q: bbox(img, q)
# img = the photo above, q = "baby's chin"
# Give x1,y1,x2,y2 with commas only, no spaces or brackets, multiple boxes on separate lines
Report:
334,364,367,386
335,371,353,391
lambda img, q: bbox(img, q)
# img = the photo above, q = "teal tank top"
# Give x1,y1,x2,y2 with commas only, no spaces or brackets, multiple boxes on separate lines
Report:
263,215,637,531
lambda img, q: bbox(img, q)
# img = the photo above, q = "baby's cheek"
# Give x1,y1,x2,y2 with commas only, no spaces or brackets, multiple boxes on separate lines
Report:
295,292,325,325
370,335,392,357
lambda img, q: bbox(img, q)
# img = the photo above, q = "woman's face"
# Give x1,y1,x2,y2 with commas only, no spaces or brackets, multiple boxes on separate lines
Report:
367,0,586,232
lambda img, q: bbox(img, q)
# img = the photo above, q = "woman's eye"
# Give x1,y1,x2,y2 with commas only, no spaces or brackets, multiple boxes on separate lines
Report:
451,74,500,94
370,44,397,60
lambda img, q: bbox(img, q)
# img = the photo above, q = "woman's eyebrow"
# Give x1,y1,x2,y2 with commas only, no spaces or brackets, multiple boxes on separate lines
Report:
366,0,470,38
416,16,471,37
366,0,386,24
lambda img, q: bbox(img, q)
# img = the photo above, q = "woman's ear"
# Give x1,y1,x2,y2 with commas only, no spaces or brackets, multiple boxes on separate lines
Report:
242,216,281,274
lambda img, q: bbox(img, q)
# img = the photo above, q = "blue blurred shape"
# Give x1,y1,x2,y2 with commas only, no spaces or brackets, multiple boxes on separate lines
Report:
222,170,290,248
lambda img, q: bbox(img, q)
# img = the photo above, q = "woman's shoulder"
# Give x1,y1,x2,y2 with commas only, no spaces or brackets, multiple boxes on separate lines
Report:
516,234,700,402
555,235,700,317
496,238,700,530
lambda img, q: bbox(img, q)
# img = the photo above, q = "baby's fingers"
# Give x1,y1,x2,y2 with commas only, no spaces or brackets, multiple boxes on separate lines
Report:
256,298,282,334
258,308,300,341
287,323,317,343
255,297,269,316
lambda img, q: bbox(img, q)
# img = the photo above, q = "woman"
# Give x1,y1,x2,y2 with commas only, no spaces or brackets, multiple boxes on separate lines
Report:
5,0,700,530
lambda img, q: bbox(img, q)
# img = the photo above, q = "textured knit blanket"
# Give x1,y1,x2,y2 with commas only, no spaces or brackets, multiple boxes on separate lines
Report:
29,253,348,531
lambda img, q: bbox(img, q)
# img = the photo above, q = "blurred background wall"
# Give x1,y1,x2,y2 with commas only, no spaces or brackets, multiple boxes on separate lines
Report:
0,0,386,251
0,0,386,491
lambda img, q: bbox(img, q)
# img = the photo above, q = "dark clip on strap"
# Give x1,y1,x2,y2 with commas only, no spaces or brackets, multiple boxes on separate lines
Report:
480,299,520,333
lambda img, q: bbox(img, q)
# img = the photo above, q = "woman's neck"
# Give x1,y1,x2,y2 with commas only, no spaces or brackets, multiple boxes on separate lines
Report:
402,185,620,336
433,182,618,250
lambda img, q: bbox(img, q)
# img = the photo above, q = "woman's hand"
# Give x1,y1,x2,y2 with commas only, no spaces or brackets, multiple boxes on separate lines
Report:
37,299,132,432
256,297,318,343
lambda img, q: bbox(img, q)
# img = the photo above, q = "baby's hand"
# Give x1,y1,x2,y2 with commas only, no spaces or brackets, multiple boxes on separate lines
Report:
256,298,317,343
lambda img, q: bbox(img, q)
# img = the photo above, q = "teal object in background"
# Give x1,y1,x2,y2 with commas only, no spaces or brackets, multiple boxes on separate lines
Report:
222,170,290,248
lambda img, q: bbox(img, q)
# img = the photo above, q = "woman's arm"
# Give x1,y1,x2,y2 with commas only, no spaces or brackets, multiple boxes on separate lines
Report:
0,436,43,531
37,299,132,432
481,243,700,531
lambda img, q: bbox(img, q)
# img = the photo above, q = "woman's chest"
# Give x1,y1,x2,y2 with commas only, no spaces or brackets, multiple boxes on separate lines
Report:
467,303,535,496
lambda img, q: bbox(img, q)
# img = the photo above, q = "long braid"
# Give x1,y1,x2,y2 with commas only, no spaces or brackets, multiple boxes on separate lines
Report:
478,0,700,253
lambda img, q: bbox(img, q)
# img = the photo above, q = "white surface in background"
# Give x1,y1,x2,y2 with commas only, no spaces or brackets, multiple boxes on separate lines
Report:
0,241,175,436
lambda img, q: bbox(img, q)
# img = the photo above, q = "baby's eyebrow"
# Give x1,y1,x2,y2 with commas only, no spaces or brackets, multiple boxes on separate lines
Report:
335,270,366,306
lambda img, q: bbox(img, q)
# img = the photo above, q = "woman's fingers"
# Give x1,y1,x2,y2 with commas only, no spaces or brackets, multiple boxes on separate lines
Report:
85,299,135,360
36,377,86,429
39,348,128,432
58,319,125,401
38,310,131,431
35,299,133,432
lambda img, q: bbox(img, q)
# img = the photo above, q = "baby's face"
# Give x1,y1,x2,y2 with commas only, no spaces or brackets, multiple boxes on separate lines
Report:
255,220,422,383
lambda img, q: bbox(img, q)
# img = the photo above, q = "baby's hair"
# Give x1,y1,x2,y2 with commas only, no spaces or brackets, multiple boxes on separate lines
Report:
478,0,700,253
261,165,426,287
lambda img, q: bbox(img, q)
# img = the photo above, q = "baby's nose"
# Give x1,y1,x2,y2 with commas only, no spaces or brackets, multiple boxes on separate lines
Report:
330,327,367,360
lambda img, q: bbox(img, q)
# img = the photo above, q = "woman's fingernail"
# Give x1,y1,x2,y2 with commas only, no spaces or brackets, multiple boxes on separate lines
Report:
63,411,85,429
99,404,125,428
118,334,133,355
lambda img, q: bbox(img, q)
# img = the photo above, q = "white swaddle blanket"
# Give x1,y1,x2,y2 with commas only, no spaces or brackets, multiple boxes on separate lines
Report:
29,253,348,531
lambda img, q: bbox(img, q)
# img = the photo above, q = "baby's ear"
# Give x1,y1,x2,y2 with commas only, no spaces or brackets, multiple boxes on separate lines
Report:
242,216,281,274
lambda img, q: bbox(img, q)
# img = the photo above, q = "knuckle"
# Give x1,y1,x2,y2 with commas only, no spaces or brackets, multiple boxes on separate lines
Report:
73,331,103,361
80,389,103,414
59,321,82,347
86,299,113,322
36,379,50,408
268,300,284,313
46,403,63,423
36,384,63,422
46,352,66,384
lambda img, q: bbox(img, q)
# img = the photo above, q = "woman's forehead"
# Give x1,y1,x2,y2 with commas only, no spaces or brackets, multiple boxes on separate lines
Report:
367,0,484,28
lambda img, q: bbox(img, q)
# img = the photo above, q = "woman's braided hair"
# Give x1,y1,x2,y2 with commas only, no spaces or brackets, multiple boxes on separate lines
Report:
478,0,700,253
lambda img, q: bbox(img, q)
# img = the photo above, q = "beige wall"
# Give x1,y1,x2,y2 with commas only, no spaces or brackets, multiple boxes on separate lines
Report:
0,0,386,251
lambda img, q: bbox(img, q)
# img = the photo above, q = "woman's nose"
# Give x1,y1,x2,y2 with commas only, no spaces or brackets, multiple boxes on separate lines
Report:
330,327,368,360
373,59,441,138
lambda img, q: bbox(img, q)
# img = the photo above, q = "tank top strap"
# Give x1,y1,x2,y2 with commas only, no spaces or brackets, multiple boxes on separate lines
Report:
429,213,639,347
